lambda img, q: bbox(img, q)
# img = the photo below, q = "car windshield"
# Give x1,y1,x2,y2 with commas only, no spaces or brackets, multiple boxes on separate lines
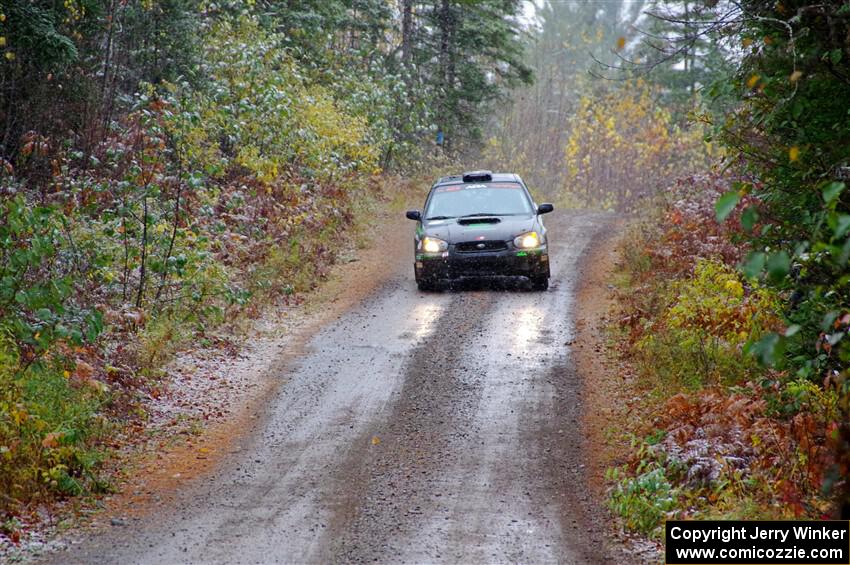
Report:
424,183,532,219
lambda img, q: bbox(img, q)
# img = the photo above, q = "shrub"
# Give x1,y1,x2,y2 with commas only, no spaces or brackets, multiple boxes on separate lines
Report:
607,463,678,537
560,80,713,211
168,17,382,185
0,194,104,365
636,259,781,388
0,331,110,510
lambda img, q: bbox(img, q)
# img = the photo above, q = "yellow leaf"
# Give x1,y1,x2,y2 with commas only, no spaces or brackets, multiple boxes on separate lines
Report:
789,146,800,162
746,74,760,89
11,408,28,425
371,436,381,445
4,52,14,61
63,370,71,379
0,38,6,48
789,70,803,82
724,279,744,298
742,38,753,48
616,37,626,51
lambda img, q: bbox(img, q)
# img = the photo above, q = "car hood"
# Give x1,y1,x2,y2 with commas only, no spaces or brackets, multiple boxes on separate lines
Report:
423,215,538,243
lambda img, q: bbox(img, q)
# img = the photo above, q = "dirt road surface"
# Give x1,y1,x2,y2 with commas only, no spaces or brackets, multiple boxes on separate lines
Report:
44,211,622,564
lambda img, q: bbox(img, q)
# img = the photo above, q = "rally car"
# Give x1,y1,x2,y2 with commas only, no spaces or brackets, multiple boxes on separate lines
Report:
405,170,554,291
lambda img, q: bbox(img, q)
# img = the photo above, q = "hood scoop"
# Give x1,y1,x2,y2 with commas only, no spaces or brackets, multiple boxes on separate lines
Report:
457,216,501,226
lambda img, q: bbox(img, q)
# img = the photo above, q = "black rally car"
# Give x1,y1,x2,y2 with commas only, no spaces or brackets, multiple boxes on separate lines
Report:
405,171,554,291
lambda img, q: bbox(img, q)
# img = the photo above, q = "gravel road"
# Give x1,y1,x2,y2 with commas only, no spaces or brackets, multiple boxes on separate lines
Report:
45,211,620,565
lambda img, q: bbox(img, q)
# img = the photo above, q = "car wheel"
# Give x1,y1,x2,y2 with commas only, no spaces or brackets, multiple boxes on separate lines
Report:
530,275,549,291
417,279,438,292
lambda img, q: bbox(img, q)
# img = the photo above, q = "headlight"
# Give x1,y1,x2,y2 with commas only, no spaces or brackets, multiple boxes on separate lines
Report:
514,231,541,249
420,236,448,253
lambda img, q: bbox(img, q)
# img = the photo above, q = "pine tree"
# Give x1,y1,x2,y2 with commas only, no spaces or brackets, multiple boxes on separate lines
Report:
634,0,733,110
412,0,532,150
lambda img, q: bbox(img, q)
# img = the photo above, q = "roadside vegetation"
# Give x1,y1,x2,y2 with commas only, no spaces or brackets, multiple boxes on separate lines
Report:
0,0,532,537
606,0,850,538
610,173,838,536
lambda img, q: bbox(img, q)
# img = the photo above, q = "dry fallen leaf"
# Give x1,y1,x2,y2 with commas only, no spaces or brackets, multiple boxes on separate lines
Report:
42,432,62,449
74,360,95,380
371,436,381,445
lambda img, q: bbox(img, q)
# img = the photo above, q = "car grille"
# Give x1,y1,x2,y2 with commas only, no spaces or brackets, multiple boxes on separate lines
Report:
454,240,508,253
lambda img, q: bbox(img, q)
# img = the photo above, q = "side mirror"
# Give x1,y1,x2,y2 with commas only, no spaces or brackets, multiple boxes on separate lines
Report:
406,209,422,221
537,203,554,215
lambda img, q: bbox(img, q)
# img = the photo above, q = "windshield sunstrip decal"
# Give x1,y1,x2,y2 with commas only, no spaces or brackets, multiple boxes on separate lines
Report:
434,182,522,192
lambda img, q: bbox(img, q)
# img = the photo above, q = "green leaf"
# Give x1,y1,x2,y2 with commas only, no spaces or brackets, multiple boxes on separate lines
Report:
35,308,53,321
741,206,759,232
840,239,850,266
715,191,740,223
821,311,839,332
742,251,766,279
85,310,104,343
830,49,843,65
784,324,801,337
766,251,791,282
834,214,850,239
747,333,784,366
822,181,845,204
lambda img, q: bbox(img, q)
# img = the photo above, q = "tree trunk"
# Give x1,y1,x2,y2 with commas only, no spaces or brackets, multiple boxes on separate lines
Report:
136,196,148,309
438,0,452,149
402,0,414,68
100,0,117,135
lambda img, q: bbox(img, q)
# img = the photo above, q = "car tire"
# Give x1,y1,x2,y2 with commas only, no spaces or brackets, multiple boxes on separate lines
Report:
417,279,438,292
530,275,549,291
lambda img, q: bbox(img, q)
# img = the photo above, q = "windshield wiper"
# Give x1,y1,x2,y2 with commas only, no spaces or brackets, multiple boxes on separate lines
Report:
425,215,455,220
460,213,514,218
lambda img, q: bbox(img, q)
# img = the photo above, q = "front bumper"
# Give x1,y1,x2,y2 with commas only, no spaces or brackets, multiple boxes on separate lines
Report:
415,246,549,281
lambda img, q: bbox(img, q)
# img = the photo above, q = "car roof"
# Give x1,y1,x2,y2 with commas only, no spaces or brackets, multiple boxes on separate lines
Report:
432,172,524,187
